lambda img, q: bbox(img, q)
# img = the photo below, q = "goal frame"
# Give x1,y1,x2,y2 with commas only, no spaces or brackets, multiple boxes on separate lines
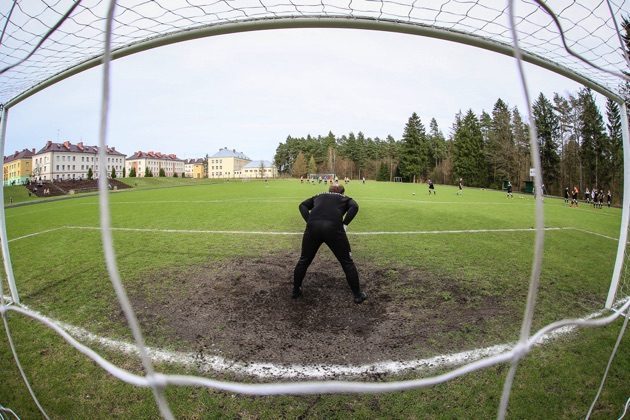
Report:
0,6,629,419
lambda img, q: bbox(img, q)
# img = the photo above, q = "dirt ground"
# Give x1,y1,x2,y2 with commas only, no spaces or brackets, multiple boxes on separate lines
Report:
128,251,511,367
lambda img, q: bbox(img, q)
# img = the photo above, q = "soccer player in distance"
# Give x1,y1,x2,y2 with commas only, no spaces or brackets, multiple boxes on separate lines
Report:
292,184,367,304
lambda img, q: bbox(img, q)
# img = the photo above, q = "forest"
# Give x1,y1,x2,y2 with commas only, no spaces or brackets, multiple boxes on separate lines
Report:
273,88,627,200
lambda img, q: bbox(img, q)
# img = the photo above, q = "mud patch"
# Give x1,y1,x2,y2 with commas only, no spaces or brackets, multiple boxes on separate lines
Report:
126,251,513,366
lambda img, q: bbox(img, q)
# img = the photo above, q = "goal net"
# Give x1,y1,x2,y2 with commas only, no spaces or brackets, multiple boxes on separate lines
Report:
0,0,629,419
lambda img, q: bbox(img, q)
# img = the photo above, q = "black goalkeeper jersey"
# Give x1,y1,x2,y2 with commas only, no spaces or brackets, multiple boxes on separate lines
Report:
299,192,359,226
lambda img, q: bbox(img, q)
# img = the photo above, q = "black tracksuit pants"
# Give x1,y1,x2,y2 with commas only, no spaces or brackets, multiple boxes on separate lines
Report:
293,220,361,295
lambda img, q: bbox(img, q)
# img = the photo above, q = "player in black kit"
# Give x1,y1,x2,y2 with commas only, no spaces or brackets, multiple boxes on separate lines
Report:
293,184,367,303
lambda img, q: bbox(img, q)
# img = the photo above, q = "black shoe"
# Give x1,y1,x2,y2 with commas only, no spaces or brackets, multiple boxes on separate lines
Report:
353,292,367,304
292,287,302,299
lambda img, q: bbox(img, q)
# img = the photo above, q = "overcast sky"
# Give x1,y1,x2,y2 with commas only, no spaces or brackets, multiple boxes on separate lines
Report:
4,28,599,162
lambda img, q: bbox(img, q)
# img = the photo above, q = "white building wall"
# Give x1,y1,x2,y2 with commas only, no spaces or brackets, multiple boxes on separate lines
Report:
32,151,125,181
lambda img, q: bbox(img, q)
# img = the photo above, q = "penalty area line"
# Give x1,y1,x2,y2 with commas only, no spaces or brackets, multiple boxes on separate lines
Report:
8,226,620,242
8,227,66,243
64,226,572,236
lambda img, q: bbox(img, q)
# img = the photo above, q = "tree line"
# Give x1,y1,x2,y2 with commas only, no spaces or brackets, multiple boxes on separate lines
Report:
273,88,626,199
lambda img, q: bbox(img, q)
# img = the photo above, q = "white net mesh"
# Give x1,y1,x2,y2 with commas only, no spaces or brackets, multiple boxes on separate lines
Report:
0,0,629,105
0,0,629,419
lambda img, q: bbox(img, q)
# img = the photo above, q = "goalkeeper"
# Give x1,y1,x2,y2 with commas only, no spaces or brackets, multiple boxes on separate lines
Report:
293,184,367,304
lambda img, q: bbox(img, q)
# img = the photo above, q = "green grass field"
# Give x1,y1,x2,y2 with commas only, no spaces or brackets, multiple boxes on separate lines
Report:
0,178,628,419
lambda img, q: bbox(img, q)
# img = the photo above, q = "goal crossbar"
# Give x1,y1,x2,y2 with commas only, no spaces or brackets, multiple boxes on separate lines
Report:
2,17,624,110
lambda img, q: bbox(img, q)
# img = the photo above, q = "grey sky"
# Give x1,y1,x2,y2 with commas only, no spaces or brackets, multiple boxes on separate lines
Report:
5,28,596,162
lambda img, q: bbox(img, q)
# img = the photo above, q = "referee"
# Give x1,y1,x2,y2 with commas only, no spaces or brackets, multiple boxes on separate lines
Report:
293,184,367,303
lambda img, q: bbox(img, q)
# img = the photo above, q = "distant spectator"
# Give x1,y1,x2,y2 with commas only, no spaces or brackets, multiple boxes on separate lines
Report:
607,190,612,208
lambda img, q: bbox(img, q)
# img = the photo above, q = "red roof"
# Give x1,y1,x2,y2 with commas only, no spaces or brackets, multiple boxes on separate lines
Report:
4,148,35,163
127,150,184,162
35,141,126,156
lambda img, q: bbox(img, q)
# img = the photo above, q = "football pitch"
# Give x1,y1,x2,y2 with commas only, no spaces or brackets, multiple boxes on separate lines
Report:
1,178,628,418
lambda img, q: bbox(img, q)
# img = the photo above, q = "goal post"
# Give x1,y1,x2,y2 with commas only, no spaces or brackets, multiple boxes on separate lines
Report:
606,101,630,309
0,106,19,304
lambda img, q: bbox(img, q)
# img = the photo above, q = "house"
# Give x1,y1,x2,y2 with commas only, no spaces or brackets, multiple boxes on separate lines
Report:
184,158,206,179
32,141,126,181
241,160,277,179
3,148,35,186
208,148,251,179
125,151,185,177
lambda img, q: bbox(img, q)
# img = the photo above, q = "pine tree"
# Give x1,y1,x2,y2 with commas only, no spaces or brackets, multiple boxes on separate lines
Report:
606,98,623,198
428,118,447,169
579,88,609,188
307,155,317,176
385,135,399,182
87,167,93,180
123,167,126,178
111,167,116,179
376,162,389,181
532,92,560,189
486,98,515,187
512,107,530,188
398,112,429,182
553,93,572,188
129,167,136,177
452,110,486,187
159,168,166,177
292,151,307,178
144,167,152,177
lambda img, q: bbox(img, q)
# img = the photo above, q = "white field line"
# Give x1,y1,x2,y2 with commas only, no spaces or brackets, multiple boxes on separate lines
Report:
569,228,620,242
6,226,622,241
65,225,572,236
4,297,627,380
78,198,535,206
64,226,625,241
66,226,303,236
8,227,65,243
77,199,299,205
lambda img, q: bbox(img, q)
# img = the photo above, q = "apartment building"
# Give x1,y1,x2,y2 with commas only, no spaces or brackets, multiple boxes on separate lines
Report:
184,158,206,179
208,147,251,179
3,148,35,186
126,151,185,177
32,141,126,181
241,160,277,179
